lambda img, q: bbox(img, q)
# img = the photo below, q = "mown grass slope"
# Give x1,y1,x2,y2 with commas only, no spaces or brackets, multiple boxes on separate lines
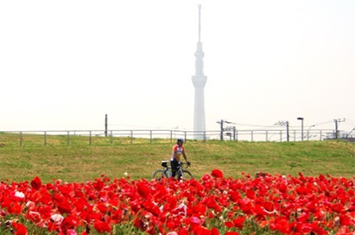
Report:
0,133,354,182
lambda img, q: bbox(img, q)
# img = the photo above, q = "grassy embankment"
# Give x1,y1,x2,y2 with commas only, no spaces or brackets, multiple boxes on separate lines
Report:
0,132,354,182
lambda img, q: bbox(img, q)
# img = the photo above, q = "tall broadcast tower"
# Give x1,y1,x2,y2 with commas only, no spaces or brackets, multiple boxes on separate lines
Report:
192,4,207,139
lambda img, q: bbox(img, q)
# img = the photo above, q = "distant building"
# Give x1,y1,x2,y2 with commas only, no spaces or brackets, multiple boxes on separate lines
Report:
192,5,207,139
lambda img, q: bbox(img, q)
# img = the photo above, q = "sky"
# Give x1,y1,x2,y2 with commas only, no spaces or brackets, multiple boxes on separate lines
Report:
1,0,354,133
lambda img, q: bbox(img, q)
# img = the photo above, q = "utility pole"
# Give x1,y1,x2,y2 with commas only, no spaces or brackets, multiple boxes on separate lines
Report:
334,118,345,139
216,120,235,141
275,121,290,142
216,120,224,140
105,114,108,137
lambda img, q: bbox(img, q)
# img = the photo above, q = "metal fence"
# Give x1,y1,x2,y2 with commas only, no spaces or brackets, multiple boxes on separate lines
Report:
0,128,350,147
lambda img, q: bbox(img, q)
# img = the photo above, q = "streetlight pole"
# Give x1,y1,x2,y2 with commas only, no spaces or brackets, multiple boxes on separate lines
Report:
105,114,108,137
286,121,289,142
297,117,304,141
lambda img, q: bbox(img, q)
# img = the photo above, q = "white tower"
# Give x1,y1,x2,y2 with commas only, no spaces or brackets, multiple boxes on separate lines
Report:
192,4,207,139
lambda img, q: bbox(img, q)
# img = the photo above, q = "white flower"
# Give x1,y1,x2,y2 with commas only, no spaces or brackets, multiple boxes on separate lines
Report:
14,191,25,199
50,214,64,224
173,202,187,216
25,201,35,210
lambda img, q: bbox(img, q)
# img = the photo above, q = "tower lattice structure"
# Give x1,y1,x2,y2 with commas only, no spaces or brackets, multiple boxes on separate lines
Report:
192,4,207,139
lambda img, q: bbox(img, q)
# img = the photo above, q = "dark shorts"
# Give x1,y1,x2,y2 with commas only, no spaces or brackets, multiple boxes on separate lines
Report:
170,159,180,177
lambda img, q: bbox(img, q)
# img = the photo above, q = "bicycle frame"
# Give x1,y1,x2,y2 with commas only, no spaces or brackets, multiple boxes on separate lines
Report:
163,166,171,178
173,162,191,179
152,161,192,180
176,163,186,178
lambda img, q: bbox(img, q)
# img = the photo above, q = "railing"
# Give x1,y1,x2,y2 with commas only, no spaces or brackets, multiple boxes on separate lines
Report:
0,128,348,147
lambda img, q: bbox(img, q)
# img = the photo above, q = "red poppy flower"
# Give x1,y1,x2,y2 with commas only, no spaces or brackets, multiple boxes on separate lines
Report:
177,228,189,235
193,203,207,215
1,170,354,235
225,221,233,228
12,222,28,235
233,216,246,229
31,176,42,190
10,202,23,215
94,220,111,233
57,200,72,214
194,225,212,235
339,214,350,226
137,182,151,198
211,228,220,235
225,232,239,235
211,169,224,178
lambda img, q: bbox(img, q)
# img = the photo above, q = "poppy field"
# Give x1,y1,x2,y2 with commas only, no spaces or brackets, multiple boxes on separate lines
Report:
1,170,354,235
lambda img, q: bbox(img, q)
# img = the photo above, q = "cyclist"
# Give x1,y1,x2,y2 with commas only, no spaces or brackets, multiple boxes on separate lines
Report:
171,138,190,178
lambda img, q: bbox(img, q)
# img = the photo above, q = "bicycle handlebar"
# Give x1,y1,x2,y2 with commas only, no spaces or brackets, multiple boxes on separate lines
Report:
180,161,191,168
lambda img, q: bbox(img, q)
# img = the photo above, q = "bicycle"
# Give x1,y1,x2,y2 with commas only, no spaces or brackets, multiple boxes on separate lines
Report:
152,161,193,180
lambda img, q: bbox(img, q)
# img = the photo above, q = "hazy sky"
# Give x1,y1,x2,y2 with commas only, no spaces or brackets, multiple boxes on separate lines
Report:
1,0,354,132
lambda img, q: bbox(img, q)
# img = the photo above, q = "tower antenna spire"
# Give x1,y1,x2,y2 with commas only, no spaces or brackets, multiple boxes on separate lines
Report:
198,4,202,42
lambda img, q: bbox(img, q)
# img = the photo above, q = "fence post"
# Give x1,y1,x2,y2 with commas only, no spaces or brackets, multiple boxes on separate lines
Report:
170,131,173,144
130,131,133,144
20,131,23,147
89,131,92,145
150,130,152,144
44,131,47,146
204,131,206,141
184,132,187,142
280,131,282,142
67,131,70,146
320,130,322,140
236,130,238,141
266,130,268,141
251,130,254,142
110,131,113,146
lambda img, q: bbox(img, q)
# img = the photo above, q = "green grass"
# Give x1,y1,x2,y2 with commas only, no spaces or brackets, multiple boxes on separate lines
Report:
0,133,354,182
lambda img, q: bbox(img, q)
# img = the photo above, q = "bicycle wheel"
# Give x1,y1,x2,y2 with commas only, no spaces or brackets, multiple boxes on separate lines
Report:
181,170,193,180
152,170,169,181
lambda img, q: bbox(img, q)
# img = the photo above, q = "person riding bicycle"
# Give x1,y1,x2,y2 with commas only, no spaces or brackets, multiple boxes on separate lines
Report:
171,138,190,178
